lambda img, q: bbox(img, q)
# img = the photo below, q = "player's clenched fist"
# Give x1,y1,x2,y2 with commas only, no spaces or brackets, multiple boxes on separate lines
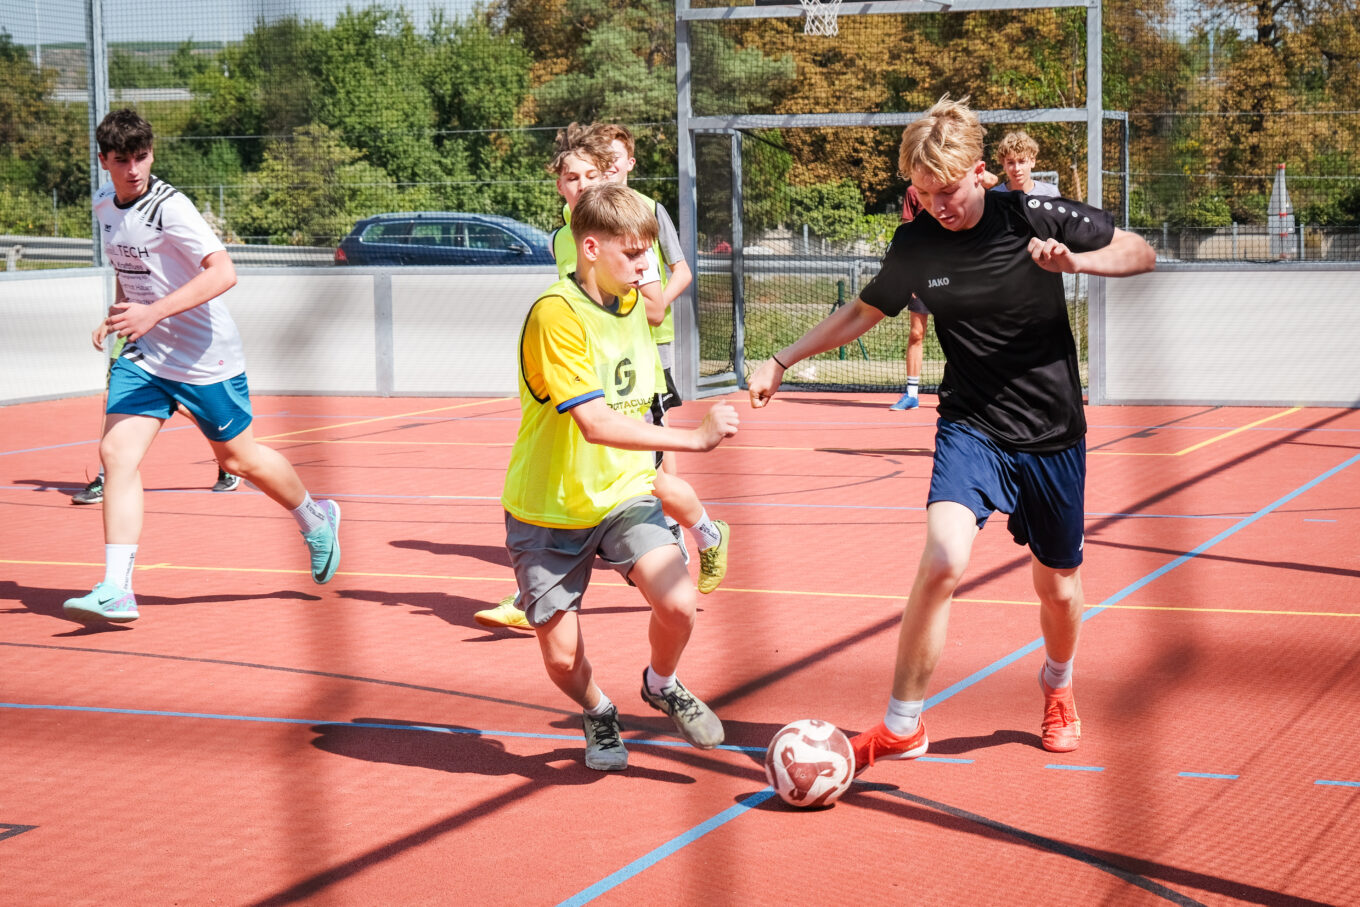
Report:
696,401,739,449
748,358,784,409
1027,236,1077,274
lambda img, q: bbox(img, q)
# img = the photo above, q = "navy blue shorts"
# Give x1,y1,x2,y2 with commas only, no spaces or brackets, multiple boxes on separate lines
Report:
107,358,253,442
927,418,1086,569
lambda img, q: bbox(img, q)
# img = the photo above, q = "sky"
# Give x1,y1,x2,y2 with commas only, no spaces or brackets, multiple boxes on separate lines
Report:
0,0,485,46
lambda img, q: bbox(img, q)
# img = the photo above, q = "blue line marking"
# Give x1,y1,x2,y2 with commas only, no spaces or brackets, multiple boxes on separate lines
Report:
557,449,1360,904
1045,764,1105,772
1315,779,1360,787
555,788,779,907
1178,772,1239,780
918,756,973,764
1302,518,1335,522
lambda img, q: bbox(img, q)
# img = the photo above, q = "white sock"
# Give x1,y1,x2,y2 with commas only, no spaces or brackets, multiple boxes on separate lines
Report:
646,666,676,696
103,544,138,592
1043,656,1074,690
906,377,919,399
883,696,924,737
688,510,723,550
585,692,615,717
291,493,328,533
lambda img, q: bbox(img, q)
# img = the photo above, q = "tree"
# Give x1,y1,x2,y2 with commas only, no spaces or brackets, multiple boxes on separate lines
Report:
232,124,429,245
0,30,89,208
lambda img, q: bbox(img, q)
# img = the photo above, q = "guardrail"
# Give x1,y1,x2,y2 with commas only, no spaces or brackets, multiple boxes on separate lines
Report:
0,234,336,270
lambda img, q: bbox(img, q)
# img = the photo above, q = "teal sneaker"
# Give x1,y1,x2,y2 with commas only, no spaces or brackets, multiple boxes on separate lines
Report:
64,582,139,623
301,500,342,584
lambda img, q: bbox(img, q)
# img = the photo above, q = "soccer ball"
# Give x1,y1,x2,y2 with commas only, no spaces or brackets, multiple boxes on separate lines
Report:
763,719,855,808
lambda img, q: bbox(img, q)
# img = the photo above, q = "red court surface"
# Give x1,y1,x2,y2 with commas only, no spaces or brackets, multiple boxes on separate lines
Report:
2,393,1358,905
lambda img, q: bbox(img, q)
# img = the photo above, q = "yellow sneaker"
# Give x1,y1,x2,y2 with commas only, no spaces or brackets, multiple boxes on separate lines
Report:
474,594,532,630
696,520,729,595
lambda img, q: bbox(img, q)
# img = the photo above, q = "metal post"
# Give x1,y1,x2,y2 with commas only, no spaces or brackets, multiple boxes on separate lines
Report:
672,0,698,401
730,132,747,388
1085,0,1102,209
86,0,109,268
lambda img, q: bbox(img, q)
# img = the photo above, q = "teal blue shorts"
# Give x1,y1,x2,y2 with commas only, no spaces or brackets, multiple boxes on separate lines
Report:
106,357,252,442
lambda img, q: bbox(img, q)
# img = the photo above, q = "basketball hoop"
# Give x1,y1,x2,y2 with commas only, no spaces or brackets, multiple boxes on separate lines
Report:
799,0,843,36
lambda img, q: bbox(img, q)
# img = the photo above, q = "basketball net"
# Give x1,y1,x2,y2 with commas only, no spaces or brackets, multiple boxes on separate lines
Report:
799,0,843,36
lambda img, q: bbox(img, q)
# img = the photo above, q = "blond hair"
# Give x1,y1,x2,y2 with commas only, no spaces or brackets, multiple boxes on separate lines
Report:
897,95,984,184
996,130,1040,164
587,122,635,158
571,183,658,246
547,122,615,176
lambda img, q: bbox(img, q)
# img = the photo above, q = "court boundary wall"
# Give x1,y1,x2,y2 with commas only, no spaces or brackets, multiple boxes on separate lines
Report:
1090,263,1360,407
0,266,554,405
4,264,1357,408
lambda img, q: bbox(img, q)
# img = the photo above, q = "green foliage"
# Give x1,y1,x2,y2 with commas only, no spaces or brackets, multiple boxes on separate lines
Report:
4,3,1359,250
231,124,432,245
0,184,89,237
1169,193,1233,228
787,180,867,246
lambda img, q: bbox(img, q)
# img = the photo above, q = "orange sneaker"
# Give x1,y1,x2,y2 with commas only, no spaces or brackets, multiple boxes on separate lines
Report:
850,720,928,776
1039,673,1081,752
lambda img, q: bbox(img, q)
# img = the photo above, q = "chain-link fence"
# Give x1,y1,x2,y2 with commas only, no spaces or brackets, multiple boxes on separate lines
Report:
1,1,1356,275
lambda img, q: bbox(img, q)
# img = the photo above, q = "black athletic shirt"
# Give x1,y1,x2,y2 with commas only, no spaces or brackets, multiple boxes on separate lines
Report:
860,190,1115,453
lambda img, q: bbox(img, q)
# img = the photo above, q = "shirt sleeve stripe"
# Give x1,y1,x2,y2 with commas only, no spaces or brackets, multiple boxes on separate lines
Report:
556,389,604,413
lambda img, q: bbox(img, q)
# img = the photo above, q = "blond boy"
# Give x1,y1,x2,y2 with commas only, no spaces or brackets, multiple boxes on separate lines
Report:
750,97,1154,770
503,183,738,770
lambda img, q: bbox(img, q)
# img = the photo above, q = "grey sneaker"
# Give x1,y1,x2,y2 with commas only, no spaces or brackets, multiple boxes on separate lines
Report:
582,706,629,771
639,669,724,749
669,521,690,565
71,475,104,505
212,469,242,492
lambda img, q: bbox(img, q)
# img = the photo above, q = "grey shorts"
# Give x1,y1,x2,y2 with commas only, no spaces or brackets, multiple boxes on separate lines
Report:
906,294,930,316
504,495,675,628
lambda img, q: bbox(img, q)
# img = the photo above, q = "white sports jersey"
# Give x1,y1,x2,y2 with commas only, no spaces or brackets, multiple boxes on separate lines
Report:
95,176,244,384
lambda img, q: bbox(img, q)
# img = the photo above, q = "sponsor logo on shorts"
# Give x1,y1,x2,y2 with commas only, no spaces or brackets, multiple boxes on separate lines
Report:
217,420,233,432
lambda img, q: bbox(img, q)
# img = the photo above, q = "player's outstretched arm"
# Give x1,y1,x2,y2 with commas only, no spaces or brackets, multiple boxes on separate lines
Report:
749,297,885,408
571,397,738,453
1028,228,1155,277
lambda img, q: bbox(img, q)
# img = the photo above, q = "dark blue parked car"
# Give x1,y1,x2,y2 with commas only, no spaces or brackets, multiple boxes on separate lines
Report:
335,212,555,266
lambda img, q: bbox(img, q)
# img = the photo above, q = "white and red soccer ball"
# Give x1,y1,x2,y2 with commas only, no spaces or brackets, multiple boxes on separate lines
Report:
763,719,854,808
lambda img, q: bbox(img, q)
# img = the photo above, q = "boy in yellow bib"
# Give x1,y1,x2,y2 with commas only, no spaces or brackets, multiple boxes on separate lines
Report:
503,183,739,771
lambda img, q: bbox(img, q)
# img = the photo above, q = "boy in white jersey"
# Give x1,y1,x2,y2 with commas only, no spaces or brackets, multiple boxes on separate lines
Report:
63,109,342,625
502,183,738,770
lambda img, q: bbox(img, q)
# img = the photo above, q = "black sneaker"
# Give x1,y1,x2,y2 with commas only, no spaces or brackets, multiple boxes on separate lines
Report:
582,706,628,771
212,469,242,492
639,669,724,749
71,475,103,505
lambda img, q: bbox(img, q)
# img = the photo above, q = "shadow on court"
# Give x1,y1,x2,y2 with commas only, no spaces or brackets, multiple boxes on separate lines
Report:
309,717,696,784
389,538,511,567
0,579,321,626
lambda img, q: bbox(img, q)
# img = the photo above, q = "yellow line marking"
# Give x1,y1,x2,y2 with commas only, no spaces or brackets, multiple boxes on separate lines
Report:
1169,406,1301,455
6,559,1354,617
1090,407,1302,457
255,398,512,442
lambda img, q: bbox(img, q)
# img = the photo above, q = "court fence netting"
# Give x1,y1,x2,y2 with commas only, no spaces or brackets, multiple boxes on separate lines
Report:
1,0,1358,405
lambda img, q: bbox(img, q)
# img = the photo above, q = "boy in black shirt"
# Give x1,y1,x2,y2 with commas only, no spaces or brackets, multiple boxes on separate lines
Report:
748,96,1154,769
